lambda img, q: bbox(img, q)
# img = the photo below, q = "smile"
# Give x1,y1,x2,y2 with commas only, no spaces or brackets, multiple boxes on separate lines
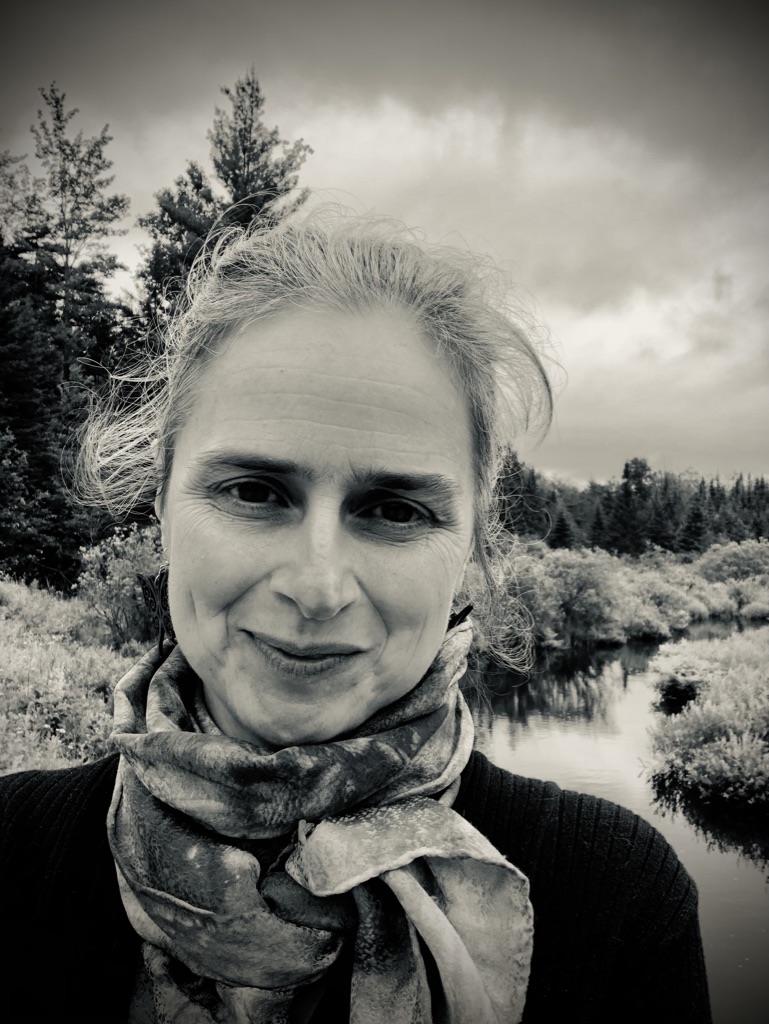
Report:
247,632,366,678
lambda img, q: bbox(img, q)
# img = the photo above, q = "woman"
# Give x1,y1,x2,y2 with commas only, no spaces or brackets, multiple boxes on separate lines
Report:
0,215,711,1023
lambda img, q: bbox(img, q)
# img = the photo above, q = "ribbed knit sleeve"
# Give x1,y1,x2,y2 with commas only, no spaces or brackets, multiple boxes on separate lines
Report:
0,755,140,1022
456,750,712,1024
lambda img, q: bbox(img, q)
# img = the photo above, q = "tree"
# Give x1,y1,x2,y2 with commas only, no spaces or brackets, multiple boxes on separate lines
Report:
31,85,129,275
496,451,550,537
138,68,312,320
28,85,130,379
647,497,677,551
622,457,653,503
678,486,711,555
548,507,575,549
589,502,608,548
0,430,46,578
605,458,653,555
0,87,131,583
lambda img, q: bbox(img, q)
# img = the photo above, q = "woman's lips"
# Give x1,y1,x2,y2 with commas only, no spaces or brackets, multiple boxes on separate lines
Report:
247,631,367,678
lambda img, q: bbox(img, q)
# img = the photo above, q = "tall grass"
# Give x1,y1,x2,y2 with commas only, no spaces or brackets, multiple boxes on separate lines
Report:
648,629,769,808
0,579,133,775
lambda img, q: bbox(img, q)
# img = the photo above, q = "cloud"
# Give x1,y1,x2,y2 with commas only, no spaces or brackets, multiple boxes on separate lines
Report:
524,273,769,482
3,0,766,481
283,98,768,312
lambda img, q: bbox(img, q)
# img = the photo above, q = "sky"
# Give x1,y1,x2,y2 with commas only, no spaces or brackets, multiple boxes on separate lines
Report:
2,0,768,484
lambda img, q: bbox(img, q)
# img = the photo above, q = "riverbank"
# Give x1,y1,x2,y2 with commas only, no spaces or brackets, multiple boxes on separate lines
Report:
482,537,769,652
473,641,769,1024
648,629,769,810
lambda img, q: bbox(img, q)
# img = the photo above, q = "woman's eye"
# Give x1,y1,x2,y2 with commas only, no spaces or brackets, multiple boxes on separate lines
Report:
377,500,419,523
223,480,281,505
367,499,429,526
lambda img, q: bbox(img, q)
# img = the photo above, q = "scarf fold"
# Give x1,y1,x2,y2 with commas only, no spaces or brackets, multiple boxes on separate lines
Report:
108,623,533,1024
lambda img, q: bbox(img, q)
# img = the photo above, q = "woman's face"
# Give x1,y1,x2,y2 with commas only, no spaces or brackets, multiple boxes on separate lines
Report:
158,305,475,748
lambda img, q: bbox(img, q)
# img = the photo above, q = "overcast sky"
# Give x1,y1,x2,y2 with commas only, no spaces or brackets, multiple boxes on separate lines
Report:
2,0,767,484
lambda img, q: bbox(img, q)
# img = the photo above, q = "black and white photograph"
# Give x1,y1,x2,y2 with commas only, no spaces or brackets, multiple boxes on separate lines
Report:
1,2,767,1022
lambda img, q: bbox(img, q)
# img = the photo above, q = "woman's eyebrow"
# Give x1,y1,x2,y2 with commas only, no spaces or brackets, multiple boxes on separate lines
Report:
351,468,462,502
192,451,303,476
192,450,461,501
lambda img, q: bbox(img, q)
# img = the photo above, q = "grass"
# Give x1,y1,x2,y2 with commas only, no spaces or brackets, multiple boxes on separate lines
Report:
0,579,135,775
648,629,769,809
498,541,769,651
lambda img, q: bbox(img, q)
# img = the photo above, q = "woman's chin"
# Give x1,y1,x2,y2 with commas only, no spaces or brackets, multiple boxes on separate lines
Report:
235,714,351,750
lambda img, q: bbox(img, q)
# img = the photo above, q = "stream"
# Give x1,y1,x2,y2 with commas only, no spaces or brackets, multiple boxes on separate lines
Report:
472,624,769,1024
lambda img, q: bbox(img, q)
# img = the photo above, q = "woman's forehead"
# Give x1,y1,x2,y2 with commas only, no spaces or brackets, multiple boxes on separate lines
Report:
175,307,475,485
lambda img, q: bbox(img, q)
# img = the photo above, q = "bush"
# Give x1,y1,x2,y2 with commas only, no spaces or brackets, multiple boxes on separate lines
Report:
497,542,769,649
727,575,769,612
620,570,696,633
0,583,134,774
648,629,769,808
513,546,626,647
77,522,163,647
615,590,671,641
690,580,738,619
695,539,769,582
742,601,769,621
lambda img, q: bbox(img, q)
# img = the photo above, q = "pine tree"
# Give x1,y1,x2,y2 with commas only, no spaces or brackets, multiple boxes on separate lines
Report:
677,488,711,554
0,430,48,578
29,84,130,379
589,502,607,548
647,497,676,550
138,69,311,320
751,477,769,539
0,88,130,583
548,507,575,549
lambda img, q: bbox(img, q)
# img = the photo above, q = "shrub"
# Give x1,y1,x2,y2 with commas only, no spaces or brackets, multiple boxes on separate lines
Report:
695,539,769,582
613,586,671,641
77,522,163,647
503,543,768,649
622,572,694,632
742,601,769,621
727,575,769,612
648,629,769,808
0,583,135,774
514,546,626,646
689,580,738,619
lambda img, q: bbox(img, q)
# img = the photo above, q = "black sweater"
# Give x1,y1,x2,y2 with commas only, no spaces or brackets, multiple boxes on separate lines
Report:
0,751,711,1023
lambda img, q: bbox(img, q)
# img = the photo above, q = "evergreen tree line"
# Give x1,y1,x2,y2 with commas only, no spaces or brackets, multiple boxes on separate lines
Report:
0,71,310,585
499,454,769,555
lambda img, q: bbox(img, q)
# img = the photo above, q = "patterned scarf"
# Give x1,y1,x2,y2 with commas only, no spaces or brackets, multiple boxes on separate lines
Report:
108,623,533,1023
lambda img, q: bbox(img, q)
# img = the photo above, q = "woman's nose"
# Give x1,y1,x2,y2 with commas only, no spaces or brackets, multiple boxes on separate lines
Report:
268,508,360,620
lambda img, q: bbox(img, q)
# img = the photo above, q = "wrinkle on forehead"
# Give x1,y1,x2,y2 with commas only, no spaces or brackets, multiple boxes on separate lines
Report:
181,307,475,481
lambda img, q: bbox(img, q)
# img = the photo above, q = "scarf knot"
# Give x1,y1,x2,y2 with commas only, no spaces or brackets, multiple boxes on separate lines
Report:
108,624,533,1023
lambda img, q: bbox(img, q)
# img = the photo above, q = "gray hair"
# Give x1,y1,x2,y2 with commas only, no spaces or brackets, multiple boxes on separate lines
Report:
78,210,552,667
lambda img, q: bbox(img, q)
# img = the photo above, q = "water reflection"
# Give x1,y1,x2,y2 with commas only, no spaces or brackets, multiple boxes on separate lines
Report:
465,641,659,733
467,636,769,877
467,631,769,1024
651,779,769,881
